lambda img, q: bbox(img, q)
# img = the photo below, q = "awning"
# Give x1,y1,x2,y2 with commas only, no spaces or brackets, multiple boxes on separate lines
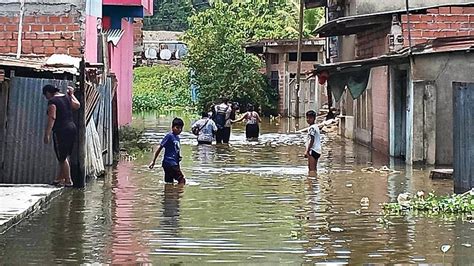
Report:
314,13,393,37
329,69,371,102
105,29,124,46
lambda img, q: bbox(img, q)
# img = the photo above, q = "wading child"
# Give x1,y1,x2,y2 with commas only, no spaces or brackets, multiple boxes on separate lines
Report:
304,110,322,177
149,118,186,184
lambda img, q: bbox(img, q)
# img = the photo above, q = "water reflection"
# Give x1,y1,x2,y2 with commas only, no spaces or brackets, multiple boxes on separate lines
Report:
0,115,468,264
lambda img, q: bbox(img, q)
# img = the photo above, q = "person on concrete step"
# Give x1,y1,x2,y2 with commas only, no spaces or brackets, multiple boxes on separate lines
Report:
43,84,80,187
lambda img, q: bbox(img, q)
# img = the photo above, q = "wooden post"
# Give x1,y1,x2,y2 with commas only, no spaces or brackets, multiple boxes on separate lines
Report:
295,0,304,127
72,58,86,188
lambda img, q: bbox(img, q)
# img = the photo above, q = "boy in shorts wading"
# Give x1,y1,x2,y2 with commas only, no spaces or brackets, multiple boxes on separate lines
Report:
304,110,322,177
149,118,186,184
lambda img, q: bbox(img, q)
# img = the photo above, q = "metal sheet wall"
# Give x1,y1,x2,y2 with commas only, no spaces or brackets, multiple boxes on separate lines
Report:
2,77,72,184
92,77,113,166
453,82,474,193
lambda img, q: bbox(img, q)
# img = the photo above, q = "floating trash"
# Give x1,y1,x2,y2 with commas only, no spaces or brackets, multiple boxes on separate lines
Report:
441,244,451,253
330,227,344,233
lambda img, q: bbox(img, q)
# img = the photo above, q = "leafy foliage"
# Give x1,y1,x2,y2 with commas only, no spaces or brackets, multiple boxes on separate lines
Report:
183,1,305,114
143,0,193,31
382,190,474,215
133,65,192,111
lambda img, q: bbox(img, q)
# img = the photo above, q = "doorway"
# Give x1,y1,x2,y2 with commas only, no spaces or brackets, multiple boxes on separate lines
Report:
390,66,408,159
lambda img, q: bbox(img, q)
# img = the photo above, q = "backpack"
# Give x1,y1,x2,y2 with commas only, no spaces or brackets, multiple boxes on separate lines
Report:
213,106,229,130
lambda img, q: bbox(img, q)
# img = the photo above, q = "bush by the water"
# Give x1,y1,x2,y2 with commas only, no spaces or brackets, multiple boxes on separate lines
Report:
133,65,192,111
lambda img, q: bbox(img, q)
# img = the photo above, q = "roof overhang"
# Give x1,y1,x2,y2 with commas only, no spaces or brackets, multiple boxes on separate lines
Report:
305,0,327,9
244,39,325,54
314,12,393,37
0,54,81,75
315,3,474,37
314,36,474,75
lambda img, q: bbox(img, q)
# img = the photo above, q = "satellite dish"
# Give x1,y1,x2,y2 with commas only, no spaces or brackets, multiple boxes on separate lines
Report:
145,48,157,59
176,45,188,59
160,49,172,60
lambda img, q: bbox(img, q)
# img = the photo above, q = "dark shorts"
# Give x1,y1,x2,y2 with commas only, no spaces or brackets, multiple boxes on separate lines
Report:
216,127,231,144
311,150,321,160
52,124,76,162
245,124,259,139
163,165,185,183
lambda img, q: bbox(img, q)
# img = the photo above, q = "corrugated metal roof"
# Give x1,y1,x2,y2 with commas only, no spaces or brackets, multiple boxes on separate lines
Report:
105,29,124,46
2,77,72,184
0,55,79,75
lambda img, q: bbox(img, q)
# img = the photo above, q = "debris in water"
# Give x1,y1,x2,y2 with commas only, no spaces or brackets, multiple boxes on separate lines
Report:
397,193,411,207
346,183,353,188
441,244,451,253
360,197,370,207
462,243,472,248
330,227,344,232
361,166,400,175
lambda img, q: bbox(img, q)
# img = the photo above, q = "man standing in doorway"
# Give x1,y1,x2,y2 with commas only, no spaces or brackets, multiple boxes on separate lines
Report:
213,97,232,144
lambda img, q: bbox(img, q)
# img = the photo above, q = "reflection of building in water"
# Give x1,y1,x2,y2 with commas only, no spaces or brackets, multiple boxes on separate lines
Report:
111,162,150,263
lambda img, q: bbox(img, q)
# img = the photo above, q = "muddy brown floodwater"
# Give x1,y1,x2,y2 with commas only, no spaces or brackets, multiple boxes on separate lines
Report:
0,113,472,264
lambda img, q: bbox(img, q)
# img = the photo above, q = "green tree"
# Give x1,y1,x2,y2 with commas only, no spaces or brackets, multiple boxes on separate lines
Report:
143,0,193,31
183,1,303,114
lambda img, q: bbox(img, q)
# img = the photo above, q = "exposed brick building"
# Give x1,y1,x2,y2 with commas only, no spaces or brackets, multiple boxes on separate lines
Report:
311,1,474,166
245,39,326,116
0,1,83,57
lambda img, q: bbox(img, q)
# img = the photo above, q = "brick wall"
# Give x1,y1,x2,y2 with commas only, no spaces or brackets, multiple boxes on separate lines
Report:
371,66,389,154
0,14,82,56
356,25,390,59
133,18,143,52
401,6,474,45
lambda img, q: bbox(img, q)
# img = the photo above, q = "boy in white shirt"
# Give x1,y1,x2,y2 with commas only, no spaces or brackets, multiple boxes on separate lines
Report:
304,110,322,176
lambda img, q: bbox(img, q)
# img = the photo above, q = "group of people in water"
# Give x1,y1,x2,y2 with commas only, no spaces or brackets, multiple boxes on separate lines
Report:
191,97,262,145
148,97,322,185
41,85,321,188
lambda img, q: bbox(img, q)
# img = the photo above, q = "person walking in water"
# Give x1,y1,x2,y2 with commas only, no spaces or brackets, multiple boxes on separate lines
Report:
43,85,80,187
149,118,186,185
304,110,322,177
232,103,262,140
213,98,232,144
191,111,217,145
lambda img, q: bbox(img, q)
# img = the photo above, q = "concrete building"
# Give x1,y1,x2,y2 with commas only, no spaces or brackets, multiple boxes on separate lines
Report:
245,39,327,117
311,1,474,169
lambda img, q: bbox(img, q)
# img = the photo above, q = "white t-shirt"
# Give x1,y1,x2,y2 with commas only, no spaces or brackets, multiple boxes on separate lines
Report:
192,118,217,143
306,124,321,154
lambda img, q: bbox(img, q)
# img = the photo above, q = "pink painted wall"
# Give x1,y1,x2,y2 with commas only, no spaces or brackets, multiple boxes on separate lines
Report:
110,18,134,125
84,15,98,63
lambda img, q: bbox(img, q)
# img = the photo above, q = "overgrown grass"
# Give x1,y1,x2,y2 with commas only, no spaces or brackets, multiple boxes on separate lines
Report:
118,126,151,156
133,65,193,112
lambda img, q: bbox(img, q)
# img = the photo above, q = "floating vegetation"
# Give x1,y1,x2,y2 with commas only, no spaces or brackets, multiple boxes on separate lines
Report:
382,189,474,215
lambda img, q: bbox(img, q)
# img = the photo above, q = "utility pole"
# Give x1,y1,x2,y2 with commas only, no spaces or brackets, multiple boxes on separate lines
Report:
295,0,304,128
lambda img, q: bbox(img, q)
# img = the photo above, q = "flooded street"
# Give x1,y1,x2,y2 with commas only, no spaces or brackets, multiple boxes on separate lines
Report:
0,113,472,264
